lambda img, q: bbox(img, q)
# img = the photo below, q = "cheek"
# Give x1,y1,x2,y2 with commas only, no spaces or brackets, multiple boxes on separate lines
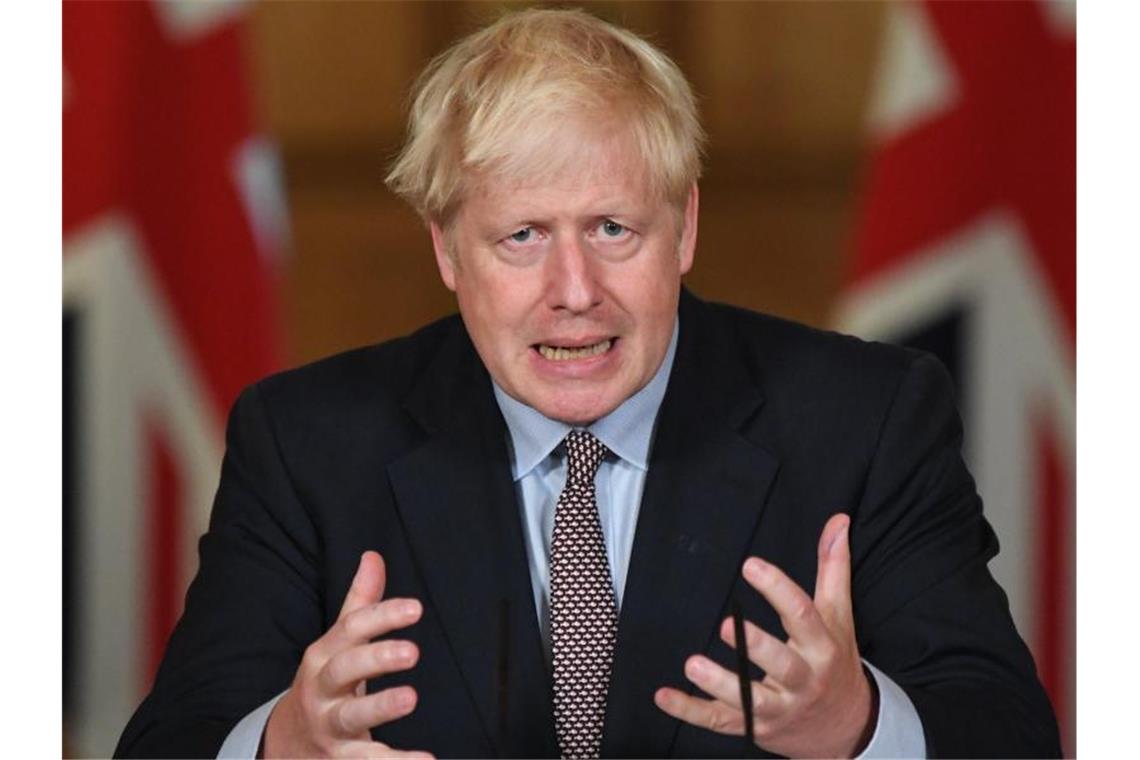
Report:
621,261,682,316
454,272,530,349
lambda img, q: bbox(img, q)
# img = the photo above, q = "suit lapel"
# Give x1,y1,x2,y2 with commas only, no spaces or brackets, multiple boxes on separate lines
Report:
388,334,558,757
602,292,781,757
386,294,782,757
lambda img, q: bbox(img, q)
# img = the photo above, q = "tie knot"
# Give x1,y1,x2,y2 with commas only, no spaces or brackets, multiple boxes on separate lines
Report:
563,430,608,484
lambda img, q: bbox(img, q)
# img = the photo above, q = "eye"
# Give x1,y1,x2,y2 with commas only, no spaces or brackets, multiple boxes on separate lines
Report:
600,219,627,238
508,227,535,244
496,224,545,264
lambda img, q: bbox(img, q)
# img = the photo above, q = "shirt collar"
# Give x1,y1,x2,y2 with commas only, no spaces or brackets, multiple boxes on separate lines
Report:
492,317,679,480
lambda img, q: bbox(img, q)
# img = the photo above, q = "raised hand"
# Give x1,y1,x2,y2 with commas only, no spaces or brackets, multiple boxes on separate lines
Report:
263,551,433,759
654,514,875,758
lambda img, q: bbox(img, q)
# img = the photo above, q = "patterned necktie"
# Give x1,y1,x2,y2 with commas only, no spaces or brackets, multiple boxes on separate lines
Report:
550,430,617,759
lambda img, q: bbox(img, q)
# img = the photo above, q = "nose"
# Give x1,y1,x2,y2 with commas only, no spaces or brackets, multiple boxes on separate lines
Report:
544,233,602,314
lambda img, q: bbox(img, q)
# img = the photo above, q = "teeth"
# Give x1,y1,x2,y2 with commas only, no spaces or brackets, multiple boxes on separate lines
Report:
538,339,613,361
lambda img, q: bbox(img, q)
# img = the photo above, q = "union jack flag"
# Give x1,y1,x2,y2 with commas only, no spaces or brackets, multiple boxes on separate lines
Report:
62,1,285,754
836,1,1075,753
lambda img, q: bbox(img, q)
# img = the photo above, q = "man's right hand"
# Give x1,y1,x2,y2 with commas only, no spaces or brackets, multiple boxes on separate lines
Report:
263,551,432,758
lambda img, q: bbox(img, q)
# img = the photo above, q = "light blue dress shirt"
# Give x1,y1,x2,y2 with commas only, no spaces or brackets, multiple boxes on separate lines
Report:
220,320,925,758
492,323,679,652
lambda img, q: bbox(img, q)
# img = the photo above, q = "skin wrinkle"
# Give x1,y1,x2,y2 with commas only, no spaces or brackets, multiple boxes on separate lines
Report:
431,123,697,426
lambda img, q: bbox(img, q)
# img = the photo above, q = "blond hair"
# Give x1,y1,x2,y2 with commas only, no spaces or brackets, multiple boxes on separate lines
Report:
385,7,704,225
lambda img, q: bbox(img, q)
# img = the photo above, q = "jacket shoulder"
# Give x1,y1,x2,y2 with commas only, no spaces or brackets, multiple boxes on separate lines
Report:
219,313,473,488
249,313,465,413
224,312,470,463
702,300,922,388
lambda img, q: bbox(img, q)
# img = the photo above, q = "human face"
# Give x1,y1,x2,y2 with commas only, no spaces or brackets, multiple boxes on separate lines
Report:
431,130,698,425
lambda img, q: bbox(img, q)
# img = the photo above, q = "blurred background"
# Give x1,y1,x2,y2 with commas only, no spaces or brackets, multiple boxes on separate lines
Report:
62,1,1074,756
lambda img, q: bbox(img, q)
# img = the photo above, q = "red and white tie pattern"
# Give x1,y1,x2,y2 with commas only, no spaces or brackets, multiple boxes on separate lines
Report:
551,431,617,759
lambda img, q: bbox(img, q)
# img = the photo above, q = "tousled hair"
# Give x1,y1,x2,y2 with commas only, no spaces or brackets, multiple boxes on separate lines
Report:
385,7,705,226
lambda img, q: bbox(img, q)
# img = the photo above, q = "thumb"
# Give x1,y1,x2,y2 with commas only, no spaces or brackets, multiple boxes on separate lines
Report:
337,550,386,619
813,513,853,627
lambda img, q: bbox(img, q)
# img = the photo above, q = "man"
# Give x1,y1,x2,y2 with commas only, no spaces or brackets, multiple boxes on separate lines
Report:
117,8,1059,759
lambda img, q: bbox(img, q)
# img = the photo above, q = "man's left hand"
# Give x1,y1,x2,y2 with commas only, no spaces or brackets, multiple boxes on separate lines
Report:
654,513,876,758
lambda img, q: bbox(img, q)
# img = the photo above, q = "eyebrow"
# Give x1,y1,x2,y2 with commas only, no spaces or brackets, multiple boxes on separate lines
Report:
492,206,649,231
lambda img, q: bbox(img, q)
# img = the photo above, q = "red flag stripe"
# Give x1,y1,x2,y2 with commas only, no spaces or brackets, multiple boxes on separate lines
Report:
144,419,184,691
1034,414,1073,752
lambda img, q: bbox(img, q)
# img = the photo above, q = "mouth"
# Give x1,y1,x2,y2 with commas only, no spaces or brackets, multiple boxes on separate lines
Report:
533,337,616,362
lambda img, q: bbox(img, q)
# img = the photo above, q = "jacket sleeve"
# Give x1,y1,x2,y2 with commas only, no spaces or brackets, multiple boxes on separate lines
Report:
850,352,1061,758
115,384,325,758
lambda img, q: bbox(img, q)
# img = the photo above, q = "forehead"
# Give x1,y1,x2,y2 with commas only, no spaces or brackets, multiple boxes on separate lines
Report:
462,118,657,215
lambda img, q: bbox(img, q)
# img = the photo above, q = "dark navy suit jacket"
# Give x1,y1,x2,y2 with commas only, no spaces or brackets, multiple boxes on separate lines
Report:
116,290,1060,758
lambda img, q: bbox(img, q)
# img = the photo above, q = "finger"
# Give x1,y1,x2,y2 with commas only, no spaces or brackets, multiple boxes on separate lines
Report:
338,551,387,620
719,617,810,691
654,686,746,736
326,597,423,654
335,740,435,759
319,639,419,694
741,556,831,651
813,513,853,627
330,685,418,738
680,655,776,716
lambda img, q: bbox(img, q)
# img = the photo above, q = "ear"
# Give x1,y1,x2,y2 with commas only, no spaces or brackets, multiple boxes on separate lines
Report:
430,221,457,292
677,183,699,276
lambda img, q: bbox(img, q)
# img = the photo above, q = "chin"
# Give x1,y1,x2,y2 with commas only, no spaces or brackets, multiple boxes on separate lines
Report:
536,391,624,426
